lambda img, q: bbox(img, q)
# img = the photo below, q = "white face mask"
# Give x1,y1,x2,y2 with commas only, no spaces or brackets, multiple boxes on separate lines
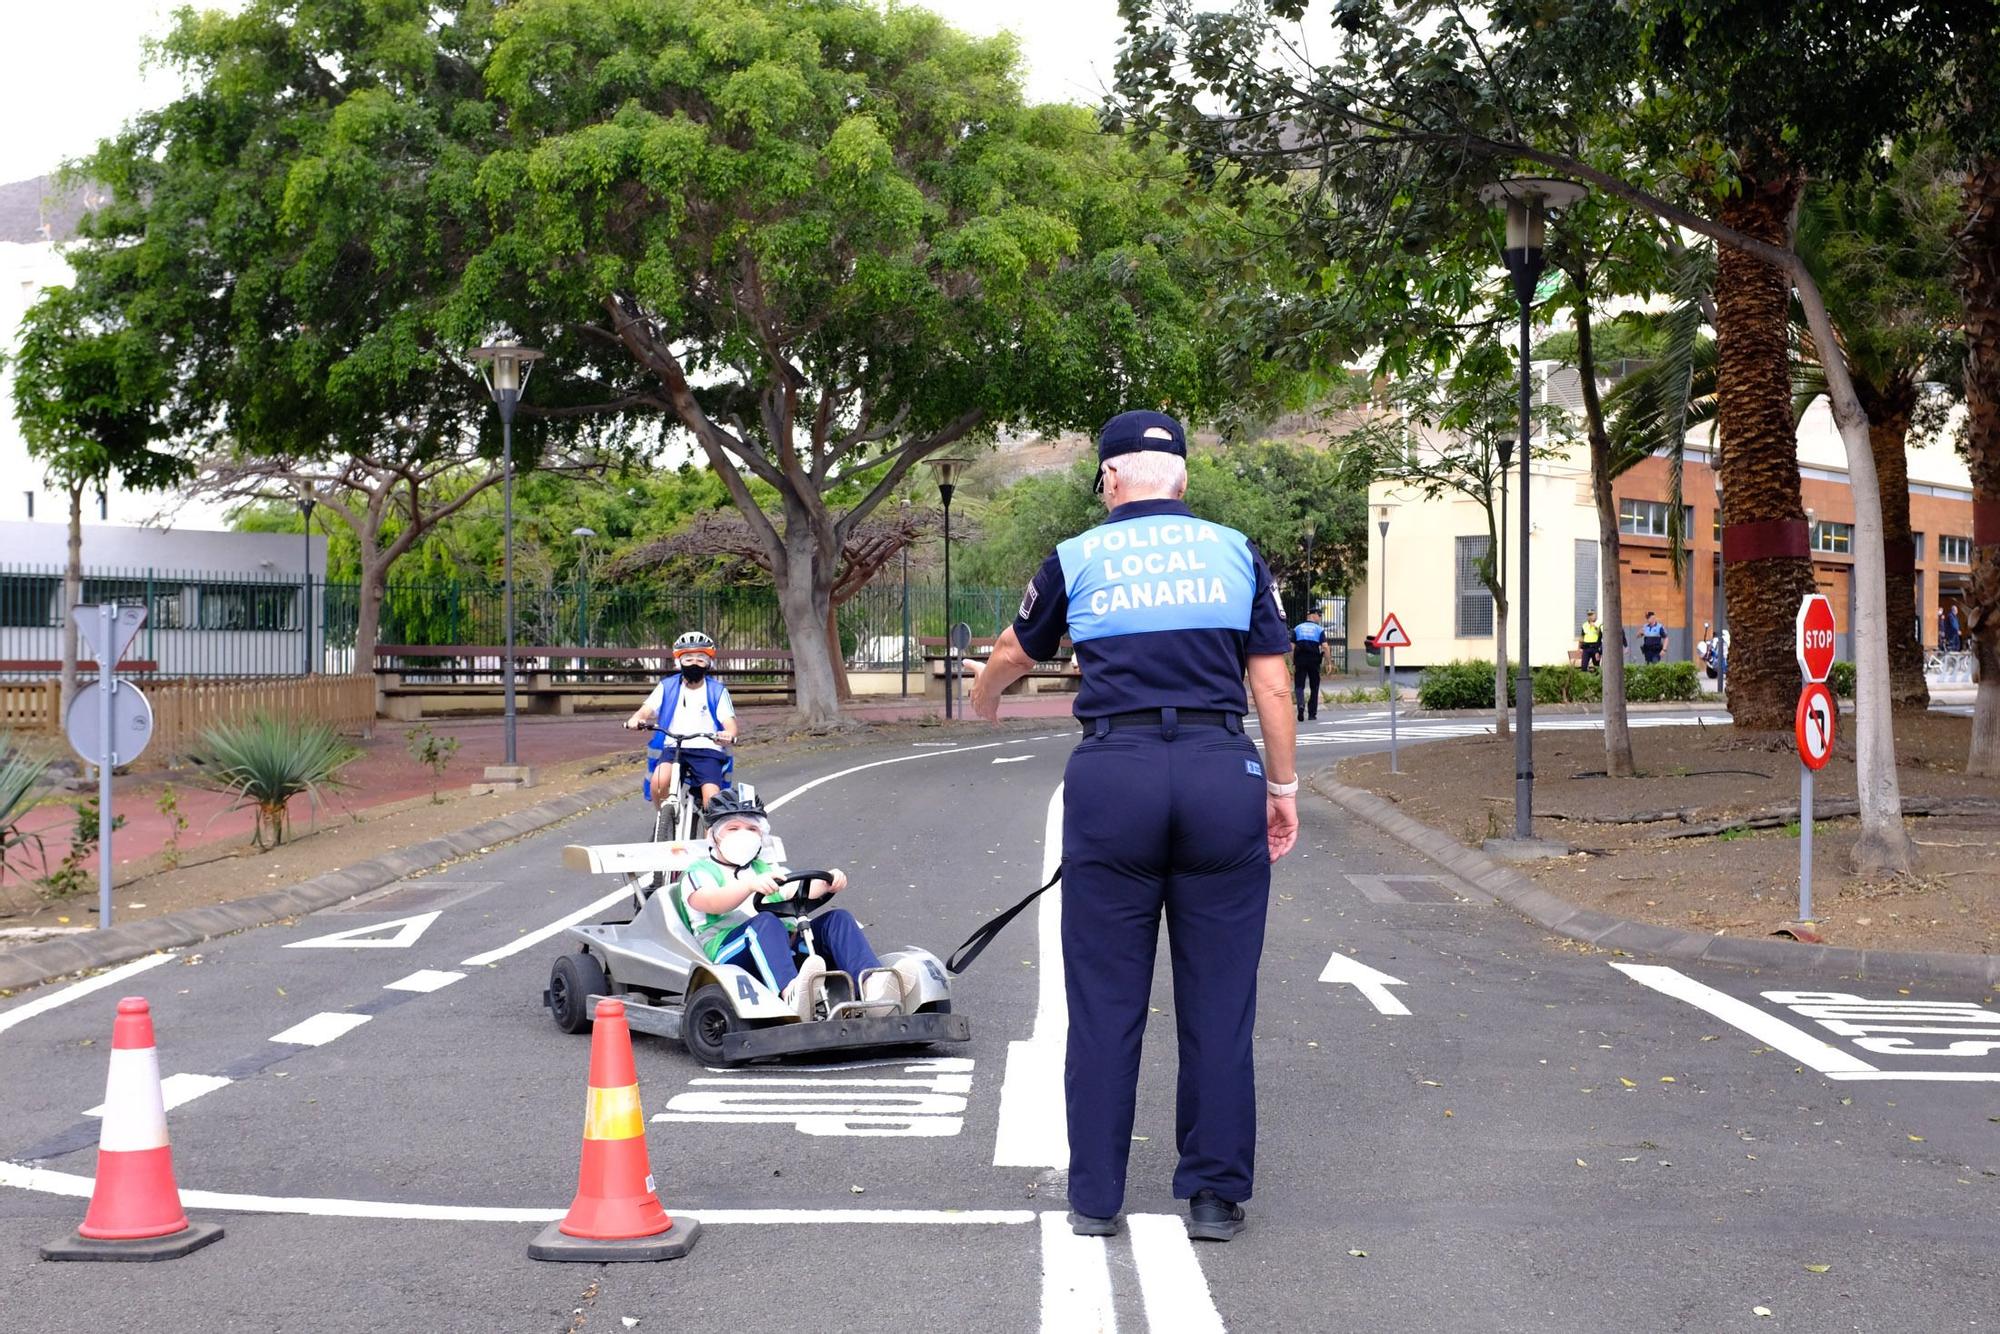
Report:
716,827,764,868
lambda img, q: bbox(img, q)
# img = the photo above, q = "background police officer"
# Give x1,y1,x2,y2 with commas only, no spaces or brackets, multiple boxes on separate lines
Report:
970,410,1299,1243
1291,607,1328,720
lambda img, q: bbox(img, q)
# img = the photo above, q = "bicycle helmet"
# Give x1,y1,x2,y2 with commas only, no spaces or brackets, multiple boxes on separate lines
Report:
701,789,767,827
672,629,717,661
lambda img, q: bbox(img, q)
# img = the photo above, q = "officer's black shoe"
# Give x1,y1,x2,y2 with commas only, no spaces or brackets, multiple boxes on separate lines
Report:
1068,1211,1121,1237
1295,707,1305,721
1186,1189,1245,1242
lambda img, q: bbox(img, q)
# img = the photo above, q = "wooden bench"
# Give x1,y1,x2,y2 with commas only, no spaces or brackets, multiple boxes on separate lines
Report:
0,658,161,674
374,645,794,720
914,636,1079,699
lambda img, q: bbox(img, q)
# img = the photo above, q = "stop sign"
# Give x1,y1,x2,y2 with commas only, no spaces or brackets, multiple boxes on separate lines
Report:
1796,594,1836,683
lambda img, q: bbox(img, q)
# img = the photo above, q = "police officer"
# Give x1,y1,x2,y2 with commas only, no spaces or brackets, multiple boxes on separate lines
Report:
969,410,1299,1243
1291,607,1328,720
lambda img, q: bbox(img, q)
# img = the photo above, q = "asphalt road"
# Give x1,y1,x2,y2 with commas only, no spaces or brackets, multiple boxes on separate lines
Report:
1,711,1995,1333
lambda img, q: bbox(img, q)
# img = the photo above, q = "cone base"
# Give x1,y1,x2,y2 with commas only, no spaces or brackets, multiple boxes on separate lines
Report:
41,1221,224,1263
528,1216,700,1264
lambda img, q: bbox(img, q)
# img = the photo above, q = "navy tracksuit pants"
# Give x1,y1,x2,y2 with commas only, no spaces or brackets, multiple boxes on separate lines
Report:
1061,716,1271,1219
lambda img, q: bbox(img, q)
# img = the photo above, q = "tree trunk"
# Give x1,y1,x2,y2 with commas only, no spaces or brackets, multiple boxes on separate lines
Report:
778,519,843,730
824,601,853,702
1575,297,1636,776
1493,597,1510,738
352,554,387,677
59,481,83,715
1855,392,1930,710
1960,153,2000,778
1715,177,1819,731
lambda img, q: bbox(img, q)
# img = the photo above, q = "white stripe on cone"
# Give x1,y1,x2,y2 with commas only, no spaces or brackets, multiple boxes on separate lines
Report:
97,1045,171,1153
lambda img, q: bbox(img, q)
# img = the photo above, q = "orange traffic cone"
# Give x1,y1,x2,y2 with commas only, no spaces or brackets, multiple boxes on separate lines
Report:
529,998,699,1262
42,997,224,1262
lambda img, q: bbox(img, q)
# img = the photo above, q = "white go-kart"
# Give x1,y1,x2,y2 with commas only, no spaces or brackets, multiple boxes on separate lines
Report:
543,823,969,1066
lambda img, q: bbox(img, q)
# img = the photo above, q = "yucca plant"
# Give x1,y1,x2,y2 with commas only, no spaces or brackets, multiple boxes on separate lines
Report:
194,715,360,849
0,732,54,883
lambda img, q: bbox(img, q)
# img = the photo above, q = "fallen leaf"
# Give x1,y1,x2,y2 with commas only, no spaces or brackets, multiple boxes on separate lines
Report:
1618,1157,1638,1163
1618,1078,1637,1089
850,1185,865,1195
276,987,286,997
56,916,69,925
623,1320,640,1330
1753,1306,1773,1318
1347,1249,1367,1258
1419,1079,1441,1087
1575,1158,1588,1168
1660,1076,1676,1083
1443,1109,1454,1118
1804,1264,1831,1274
1908,1134,1925,1142
1699,1034,1719,1042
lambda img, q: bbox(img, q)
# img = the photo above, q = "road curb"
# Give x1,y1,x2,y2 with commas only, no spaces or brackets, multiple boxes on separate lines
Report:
0,774,636,994
1308,769,2000,988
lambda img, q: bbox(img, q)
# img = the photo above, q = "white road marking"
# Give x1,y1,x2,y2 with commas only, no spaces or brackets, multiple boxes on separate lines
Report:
1612,964,1875,1073
285,911,441,950
0,1160,1033,1225
86,1072,230,1118
993,755,1035,765
383,969,466,993
1039,1210,1118,1334
1761,991,2000,1057
994,782,1069,1168
1825,1071,2000,1082
659,1057,972,1137
1130,1212,1226,1333
459,883,633,967
1319,951,1411,1016
0,951,177,1038
764,739,1015,812
269,1012,372,1047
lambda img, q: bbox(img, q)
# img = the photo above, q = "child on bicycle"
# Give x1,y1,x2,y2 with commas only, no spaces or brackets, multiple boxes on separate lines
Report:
625,630,738,809
675,791,910,1019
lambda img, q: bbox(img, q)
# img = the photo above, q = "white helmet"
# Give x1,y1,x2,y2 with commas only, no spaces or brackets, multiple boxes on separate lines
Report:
672,630,716,661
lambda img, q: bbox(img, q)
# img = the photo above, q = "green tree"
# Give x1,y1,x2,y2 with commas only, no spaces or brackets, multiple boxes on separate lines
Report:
7,284,185,710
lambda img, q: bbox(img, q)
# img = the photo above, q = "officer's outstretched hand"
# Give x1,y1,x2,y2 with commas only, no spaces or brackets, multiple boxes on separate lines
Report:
1266,793,1298,862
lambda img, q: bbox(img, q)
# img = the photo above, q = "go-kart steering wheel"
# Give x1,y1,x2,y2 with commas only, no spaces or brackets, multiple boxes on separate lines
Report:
758,870,836,916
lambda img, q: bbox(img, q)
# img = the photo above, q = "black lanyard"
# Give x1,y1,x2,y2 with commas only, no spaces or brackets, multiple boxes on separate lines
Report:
945,863,1063,975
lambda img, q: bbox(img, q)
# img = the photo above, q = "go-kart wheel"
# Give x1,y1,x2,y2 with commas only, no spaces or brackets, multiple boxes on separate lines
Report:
549,951,609,1035
683,983,746,1066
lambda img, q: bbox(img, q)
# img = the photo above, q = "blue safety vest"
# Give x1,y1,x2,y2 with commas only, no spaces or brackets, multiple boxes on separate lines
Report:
644,675,728,800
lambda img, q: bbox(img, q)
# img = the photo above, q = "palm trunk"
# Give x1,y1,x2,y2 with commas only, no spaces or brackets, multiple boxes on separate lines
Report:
1575,297,1635,776
59,481,83,715
1960,153,2000,778
1855,391,1930,710
1715,177,1819,732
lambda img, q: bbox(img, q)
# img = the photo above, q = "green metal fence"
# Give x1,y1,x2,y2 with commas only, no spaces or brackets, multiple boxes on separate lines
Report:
0,562,1022,679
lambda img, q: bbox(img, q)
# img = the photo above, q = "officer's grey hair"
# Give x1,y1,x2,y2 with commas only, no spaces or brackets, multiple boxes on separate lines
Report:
1104,450,1187,499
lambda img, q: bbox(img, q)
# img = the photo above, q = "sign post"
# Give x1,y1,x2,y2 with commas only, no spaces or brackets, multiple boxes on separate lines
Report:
66,604,153,930
1793,594,1837,925
1375,613,1412,774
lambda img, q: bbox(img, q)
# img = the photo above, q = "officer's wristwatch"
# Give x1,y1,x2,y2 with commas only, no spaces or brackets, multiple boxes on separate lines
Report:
1265,776,1299,797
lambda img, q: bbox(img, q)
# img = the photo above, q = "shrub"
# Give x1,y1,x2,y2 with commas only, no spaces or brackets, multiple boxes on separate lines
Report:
404,723,462,804
0,734,53,883
1417,660,1498,710
1532,664,1602,704
43,796,123,899
195,715,360,849
1827,660,1856,699
1625,661,1701,702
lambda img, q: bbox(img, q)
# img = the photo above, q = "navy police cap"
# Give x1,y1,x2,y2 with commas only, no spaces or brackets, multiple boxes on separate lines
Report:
1097,410,1187,462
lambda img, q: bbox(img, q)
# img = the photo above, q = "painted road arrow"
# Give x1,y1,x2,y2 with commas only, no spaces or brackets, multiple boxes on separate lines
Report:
1318,950,1410,1015
284,911,441,950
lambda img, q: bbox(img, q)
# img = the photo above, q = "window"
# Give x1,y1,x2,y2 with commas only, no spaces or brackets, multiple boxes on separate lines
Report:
1574,541,1599,638
1941,535,1972,566
1712,510,1722,542
0,575,56,629
1912,532,1925,562
1810,520,1853,554
84,578,188,630
1455,536,1493,638
198,583,299,631
1619,499,1671,537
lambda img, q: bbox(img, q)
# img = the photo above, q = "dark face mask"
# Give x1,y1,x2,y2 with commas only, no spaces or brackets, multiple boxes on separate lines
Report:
680,663,708,684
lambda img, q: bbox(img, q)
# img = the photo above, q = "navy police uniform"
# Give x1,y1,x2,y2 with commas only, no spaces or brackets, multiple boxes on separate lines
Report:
1012,412,1290,1221
1291,616,1326,720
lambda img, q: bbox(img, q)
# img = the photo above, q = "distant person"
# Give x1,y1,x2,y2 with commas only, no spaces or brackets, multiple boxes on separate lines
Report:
1640,612,1666,665
1579,611,1604,672
1291,607,1329,721
1945,603,1963,652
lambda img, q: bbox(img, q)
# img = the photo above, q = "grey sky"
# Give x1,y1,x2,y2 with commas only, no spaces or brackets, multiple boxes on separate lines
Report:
0,0,1132,186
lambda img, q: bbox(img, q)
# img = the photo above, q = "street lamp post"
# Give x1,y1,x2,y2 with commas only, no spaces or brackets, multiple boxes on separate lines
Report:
899,496,913,700
300,494,316,676
1480,177,1587,843
930,458,967,718
1302,515,1317,619
469,337,544,773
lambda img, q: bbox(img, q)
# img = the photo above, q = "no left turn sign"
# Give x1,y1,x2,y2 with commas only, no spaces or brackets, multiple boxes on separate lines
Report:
1796,683,1836,771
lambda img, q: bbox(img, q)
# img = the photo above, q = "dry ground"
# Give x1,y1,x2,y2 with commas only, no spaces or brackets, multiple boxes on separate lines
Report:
1337,712,2000,956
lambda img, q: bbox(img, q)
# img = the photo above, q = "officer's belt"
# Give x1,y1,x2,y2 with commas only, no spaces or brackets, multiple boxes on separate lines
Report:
1082,708,1242,736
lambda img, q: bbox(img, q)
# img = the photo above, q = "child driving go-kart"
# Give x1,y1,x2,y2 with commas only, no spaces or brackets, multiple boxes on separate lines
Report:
626,629,737,810
674,791,913,1020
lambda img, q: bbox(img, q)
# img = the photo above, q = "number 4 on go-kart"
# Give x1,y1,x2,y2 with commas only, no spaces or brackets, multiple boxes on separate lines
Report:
543,781,968,1067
